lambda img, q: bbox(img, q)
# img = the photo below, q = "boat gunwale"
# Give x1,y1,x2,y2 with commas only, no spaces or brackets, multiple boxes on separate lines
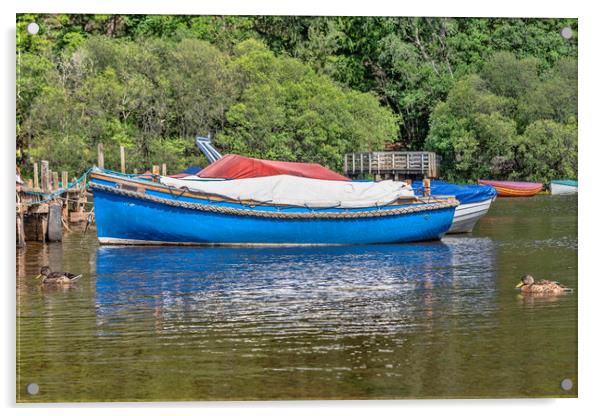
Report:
90,171,457,212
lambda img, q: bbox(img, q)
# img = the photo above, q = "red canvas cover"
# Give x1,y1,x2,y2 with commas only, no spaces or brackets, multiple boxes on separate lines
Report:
197,154,349,181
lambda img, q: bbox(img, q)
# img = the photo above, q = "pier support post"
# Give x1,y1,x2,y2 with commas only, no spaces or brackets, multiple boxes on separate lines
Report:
61,171,68,190
41,160,50,193
52,172,59,191
97,143,104,169
16,214,26,248
47,204,62,242
120,145,126,173
33,162,39,190
162,163,167,176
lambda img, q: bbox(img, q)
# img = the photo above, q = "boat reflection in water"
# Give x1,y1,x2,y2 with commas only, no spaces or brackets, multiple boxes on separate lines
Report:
95,238,496,338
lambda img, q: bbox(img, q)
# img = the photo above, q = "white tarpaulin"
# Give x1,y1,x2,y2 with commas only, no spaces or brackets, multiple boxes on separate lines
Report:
160,174,415,208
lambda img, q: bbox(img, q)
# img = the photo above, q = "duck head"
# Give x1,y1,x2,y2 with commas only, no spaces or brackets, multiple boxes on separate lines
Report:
35,266,52,279
515,274,535,288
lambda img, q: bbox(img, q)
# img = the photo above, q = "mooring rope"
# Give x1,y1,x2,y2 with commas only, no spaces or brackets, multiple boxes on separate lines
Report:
23,167,94,206
90,182,459,220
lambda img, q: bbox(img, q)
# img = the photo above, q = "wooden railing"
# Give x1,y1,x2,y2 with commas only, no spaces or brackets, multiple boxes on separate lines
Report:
344,151,440,178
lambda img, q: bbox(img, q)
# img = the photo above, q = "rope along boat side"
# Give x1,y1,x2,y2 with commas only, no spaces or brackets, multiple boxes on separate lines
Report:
89,170,459,245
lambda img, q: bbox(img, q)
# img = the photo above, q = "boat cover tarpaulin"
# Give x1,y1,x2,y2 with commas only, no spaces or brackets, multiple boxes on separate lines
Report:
412,180,497,204
160,174,414,208
197,154,349,181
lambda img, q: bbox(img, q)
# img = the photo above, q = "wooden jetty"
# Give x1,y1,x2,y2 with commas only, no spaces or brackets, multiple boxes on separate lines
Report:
16,160,92,247
16,143,173,247
344,151,440,180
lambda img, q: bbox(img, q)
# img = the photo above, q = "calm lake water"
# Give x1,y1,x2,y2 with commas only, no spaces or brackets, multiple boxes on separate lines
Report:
16,195,577,402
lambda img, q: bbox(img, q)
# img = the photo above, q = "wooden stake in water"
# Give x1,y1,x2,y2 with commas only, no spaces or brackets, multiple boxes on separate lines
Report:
162,163,167,176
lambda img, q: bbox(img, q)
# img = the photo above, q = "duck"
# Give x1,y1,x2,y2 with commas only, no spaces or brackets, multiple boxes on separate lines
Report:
35,266,82,285
515,274,571,295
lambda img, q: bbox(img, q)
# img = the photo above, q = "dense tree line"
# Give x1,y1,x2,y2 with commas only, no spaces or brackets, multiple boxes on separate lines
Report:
16,15,577,182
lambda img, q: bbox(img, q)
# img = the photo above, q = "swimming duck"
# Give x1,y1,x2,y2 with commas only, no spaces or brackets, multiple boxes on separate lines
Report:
35,266,82,285
515,274,570,295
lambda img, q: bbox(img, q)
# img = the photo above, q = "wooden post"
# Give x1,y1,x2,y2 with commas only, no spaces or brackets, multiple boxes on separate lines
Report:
52,172,59,191
61,171,68,190
423,178,431,197
16,213,26,248
47,204,62,242
33,162,39,191
41,160,50,193
161,163,167,176
97,143,104,169
120,145,126,174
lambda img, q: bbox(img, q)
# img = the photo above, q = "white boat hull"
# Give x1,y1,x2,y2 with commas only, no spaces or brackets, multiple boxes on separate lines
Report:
551,182,577,195
448,198,494,234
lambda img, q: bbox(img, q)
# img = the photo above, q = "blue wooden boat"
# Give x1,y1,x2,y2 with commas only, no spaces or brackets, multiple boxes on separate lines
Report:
89,170,459,245
412,180,497,233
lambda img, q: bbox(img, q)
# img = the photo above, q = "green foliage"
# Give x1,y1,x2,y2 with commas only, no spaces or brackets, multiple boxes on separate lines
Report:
16,14,577,182
18,35,397,176
215,40,399,171
426,53,577,182
514,120,577,183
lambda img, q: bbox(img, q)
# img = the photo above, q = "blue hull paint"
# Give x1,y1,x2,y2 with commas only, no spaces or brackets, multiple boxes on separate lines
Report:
91,176,456,245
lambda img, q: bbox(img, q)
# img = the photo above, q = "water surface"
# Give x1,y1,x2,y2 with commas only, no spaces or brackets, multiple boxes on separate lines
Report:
16,195,577,401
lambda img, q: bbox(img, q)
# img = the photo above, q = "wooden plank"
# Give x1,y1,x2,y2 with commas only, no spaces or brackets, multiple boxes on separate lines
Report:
29,203,49,214
69,211,89,223
120,145,126,173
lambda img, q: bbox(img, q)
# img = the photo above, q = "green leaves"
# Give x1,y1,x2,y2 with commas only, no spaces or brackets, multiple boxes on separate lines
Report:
16,15,578,181
426,52,577,183
19,35,397,176
217,40,398,171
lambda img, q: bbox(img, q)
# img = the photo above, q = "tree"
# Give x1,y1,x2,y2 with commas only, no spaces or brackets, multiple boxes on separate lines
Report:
215,40,399,171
